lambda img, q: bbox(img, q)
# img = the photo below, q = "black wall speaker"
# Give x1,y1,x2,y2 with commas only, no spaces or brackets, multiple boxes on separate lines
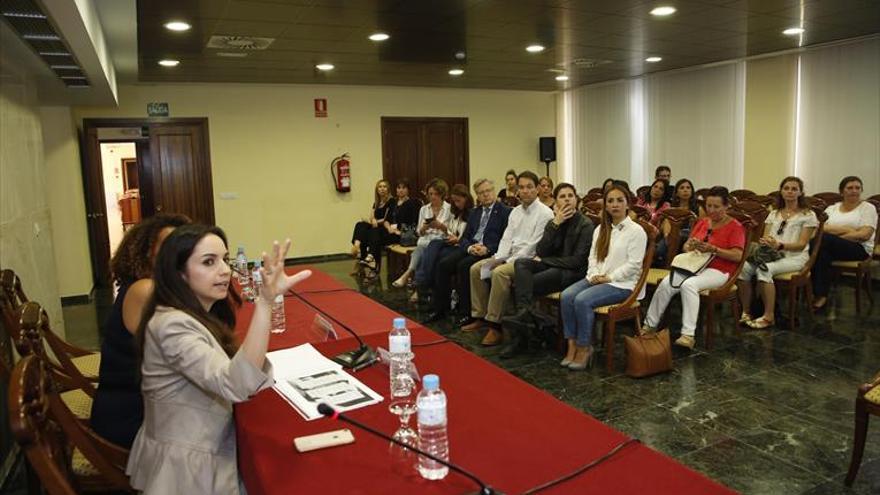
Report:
539,137,556,163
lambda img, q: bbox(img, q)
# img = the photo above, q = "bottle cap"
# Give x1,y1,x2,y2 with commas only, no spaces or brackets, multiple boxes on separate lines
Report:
393,317,406,329
423,374,439,390
237,246,245,253
253,259,262,268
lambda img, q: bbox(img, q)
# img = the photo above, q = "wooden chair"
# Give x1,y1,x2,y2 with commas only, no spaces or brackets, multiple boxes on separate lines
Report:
804,196,827,211
750,194,774,208
731,199,770,244
586,187,603,197
831,199,880,312
594,219,658,372
629,204,652,224
635,185,650,199
845,371,880,486
730,189,757,202
579,199,602,218
813,191,842,207
8,355,132,494
868,193,880,203
772,208,827,330
695,188,711,202
0,269,100,380
698,210,755,349
16,302,96,420
385,244,416,284
647,208,697,288
500,195,520,208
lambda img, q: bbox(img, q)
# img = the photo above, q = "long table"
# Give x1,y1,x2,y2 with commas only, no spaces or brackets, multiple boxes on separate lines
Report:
234,268,736,494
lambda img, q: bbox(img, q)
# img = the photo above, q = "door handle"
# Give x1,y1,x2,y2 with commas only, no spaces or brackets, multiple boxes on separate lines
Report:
156,205,163,212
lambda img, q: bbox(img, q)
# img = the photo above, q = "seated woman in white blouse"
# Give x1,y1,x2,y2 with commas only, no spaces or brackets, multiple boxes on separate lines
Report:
559,185,647,370
738,176,818,329
392,178,452,295
811,175,877,310
127,225,311,494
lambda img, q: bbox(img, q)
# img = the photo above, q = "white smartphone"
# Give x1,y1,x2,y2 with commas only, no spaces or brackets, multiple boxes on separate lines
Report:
294,428,355,453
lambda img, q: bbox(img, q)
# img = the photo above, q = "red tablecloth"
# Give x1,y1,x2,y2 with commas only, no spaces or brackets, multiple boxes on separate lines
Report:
235,269,736,495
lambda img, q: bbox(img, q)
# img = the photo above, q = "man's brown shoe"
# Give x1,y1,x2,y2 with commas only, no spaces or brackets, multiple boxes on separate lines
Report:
461,319,485,332
481,328,502,346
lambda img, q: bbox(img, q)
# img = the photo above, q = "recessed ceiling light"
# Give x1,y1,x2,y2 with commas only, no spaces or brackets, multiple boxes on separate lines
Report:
158,59,179,67
650,6,677,16
368,32,389,41
164,21,191,32
645,56,663,63
448,68,464,76
526,44,545,53
782,27,805,35
316,63,335,71
555,75,569,81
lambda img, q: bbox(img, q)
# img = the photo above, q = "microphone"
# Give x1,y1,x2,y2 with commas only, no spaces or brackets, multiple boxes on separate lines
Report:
317,403,502,495
287,290,377,370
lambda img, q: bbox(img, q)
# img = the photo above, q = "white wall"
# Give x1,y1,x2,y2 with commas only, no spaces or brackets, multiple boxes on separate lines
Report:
99,142,134,255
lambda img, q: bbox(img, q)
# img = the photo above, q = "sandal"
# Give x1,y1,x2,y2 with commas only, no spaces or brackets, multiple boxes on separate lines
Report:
739,313,753,324
746,317,774,329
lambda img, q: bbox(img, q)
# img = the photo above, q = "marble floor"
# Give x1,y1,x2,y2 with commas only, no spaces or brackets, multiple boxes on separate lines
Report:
60,258,880,494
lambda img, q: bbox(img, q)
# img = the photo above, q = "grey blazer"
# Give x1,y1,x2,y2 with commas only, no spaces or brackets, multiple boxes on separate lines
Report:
126,307,273,494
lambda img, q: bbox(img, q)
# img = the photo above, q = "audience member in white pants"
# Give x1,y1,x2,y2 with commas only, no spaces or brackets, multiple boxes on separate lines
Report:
392,179,451,293
738,176,818,329
643,186,746,349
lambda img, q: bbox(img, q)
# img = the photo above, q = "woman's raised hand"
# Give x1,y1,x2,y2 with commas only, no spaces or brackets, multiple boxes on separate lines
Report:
259,239,312,302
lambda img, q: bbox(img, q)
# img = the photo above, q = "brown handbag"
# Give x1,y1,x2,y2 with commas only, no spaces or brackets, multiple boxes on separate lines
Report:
624,329,673,378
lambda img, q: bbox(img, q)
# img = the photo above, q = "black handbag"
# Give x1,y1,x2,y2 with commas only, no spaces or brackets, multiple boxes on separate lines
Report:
399,224,417,247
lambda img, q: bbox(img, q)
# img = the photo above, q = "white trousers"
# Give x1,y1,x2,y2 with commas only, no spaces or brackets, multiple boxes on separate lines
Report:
645,268,728,337
738,255,806,284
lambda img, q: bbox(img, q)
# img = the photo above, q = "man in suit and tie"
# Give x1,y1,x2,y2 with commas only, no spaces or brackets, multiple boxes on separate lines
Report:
424,178,511,325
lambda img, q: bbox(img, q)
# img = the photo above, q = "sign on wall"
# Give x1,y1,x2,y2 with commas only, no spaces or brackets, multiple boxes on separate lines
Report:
147,102,170,117
314,98,327,118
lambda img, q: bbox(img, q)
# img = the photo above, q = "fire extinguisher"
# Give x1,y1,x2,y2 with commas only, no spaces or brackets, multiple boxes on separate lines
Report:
330,153,351,192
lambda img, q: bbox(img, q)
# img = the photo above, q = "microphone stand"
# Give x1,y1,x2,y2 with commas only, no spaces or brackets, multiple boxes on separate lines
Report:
287,289,377,370
318,404,502,495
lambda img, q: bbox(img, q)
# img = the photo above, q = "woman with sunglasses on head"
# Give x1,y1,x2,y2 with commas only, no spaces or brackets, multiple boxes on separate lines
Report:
126,225,311,494
642,186,745,350
738,177,818,329
811,175,877,311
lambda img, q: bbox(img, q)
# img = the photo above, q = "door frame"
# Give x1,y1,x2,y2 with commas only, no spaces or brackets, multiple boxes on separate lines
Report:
79,117,212,287
380,116,470,190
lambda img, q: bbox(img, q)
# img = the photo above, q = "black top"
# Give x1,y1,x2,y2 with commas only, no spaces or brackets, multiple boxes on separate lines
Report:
90,283,143,449
373,199,392,223
498,189,516,199
389,198,421,228
535,212,595,273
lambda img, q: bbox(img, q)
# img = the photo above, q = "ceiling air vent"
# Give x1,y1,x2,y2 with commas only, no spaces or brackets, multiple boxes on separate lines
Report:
571,58,613,69
207,35,274,50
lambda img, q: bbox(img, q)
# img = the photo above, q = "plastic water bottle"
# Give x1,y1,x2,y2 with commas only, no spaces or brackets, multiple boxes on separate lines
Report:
237,249,253,301
251,260,263,299
271,294,286,333
389,317,413,398
233,246,246,281
417,374,449,480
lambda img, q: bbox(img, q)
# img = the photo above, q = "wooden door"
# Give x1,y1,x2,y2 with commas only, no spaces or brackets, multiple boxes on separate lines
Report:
148,121,215,224
381,117,469,193
80,127,113,285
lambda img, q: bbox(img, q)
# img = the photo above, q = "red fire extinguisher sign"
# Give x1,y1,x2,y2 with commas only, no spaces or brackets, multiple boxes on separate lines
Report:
314,98,327,118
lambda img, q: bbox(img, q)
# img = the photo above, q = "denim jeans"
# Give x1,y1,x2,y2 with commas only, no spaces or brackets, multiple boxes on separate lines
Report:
560,279,631,346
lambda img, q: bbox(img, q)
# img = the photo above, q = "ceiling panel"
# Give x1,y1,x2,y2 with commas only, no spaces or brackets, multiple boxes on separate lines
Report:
136,0,880,90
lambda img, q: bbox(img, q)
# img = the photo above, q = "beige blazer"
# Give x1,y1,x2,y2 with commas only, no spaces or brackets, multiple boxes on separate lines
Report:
126,307,273,494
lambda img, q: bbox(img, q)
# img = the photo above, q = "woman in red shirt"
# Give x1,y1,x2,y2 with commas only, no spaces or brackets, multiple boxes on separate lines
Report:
642,186,746,349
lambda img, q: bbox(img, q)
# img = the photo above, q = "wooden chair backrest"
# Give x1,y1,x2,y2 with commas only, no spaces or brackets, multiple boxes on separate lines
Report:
868,194,880,203
629,204,652,224
0,268,27,380
16,302,96,396
658,207,697,268
635,185,651,199
751,195,774,208
731,200,770,242
695,188,711,201
716,210,756,294
804,196,827,211
8,355,130,495
730,189,757,202
867,199,880,247
799,208,829,277
580,199,602,217
500,195,520,208
813,192,842,207
586,187,603,197
583,191,603,203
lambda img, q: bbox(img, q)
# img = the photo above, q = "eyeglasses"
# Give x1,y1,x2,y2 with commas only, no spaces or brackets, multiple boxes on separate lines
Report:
776,220,788,236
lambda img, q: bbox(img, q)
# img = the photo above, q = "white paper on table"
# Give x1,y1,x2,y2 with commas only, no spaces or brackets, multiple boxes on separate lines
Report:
266,344,383,421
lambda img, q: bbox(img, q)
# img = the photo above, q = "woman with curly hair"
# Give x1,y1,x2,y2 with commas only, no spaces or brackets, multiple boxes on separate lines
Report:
90,213,190,448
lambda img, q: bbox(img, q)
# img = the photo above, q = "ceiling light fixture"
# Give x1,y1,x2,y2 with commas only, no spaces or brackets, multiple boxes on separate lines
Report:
50,65,79,69
782,27,805,35
164,21,191,32
158,59,180,67
650,6,677,16
316,63,335,71
526,44,545,53
368,32,389,41
448,68,464,76
60,76,87,80
39,51,71,56
555,75,569,81
645,56,663,62
2,11,47,18
22,34,60,40
217,52,248,58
